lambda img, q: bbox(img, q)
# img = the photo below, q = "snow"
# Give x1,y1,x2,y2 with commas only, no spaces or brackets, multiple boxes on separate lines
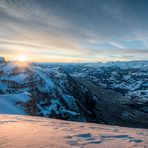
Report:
127,90,148,101
9,73,26,81
0,83,7,89
114,80,142,91
38,99,60,116
30,66,55,90
2,62,17,73
0,73,27,83
62,94,77,109
104,61,148,69
0,93,30,114
38,99,78,117
123,75,131,80
0,115,148,148
143,82,148,87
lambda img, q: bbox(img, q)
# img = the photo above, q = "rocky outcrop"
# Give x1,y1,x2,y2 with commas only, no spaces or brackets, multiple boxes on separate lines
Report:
0,57,5,63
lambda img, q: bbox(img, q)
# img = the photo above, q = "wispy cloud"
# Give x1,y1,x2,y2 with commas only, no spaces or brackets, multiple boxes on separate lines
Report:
0,0,148,62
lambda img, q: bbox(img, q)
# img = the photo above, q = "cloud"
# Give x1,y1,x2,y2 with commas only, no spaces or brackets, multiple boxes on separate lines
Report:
0,0,148,62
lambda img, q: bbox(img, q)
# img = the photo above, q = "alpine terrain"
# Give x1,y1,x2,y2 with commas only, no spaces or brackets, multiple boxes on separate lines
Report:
0,57,148,128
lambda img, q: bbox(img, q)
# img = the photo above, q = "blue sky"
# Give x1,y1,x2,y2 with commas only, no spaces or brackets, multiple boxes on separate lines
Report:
0,0,148,62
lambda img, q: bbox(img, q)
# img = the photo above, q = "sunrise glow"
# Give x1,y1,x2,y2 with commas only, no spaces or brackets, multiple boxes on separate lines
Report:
16,55,28,62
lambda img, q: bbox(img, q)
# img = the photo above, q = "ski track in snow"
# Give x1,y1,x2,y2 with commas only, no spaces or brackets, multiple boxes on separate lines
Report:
0,115,148,148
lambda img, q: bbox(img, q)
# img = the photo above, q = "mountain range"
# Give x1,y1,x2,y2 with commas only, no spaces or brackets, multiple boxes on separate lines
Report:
0,57,148,128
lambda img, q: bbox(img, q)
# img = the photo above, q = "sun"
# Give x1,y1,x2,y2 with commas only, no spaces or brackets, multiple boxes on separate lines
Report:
16,55,28,62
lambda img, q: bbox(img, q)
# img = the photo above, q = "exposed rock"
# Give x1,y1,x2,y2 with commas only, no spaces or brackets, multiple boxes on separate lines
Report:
0,57,5,63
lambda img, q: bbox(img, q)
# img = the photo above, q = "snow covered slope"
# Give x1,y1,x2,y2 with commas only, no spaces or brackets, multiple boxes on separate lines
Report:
0,115,147,148
0,93,31,114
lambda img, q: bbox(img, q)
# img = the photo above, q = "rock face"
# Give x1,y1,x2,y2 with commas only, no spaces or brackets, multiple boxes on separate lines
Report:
0,60,148,128
0,57,5,63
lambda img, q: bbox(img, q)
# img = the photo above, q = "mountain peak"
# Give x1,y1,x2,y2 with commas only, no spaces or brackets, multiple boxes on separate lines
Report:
0,57,5,63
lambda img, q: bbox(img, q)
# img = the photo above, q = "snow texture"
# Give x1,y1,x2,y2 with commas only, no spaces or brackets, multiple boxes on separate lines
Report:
0,93,30,114
0,115,147,148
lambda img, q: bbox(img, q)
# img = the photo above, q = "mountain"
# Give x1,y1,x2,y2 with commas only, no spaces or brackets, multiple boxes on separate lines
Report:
0,57,5,63
0,114,148,148
0,60,148,128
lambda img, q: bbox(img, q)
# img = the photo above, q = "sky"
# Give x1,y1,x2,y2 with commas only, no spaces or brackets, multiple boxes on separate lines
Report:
0,0,148,62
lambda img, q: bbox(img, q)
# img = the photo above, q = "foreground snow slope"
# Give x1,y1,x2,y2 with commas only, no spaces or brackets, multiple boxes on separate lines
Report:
0,93,30,114
0,115,147,148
